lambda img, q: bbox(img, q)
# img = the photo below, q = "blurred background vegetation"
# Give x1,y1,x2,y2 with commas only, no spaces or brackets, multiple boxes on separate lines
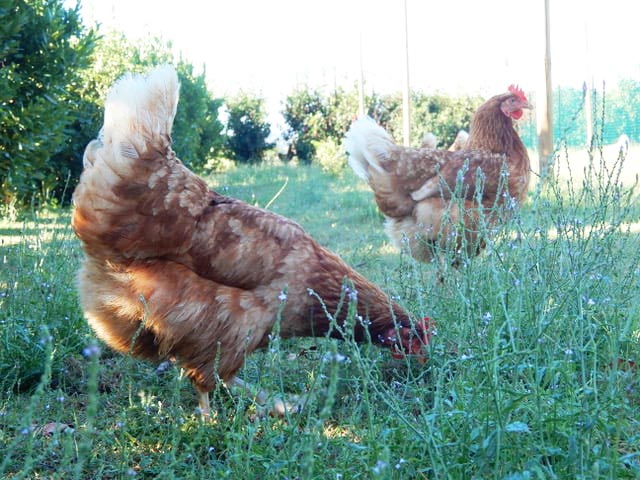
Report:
1,0,638,212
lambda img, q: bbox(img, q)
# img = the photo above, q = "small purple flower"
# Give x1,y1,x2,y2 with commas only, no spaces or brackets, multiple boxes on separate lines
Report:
348,289,357,302
372,460,387,475
395,458,407,469
82,344,101,359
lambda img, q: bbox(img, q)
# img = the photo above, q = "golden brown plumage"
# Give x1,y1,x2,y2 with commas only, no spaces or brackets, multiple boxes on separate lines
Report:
72,66,432,416
345,87,531,264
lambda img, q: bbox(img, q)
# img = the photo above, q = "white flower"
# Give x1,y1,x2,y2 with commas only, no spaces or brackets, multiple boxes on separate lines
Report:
278,291,287,301
395,458,407,469
372,460,387,475
322,352,348,363
82,344,101,359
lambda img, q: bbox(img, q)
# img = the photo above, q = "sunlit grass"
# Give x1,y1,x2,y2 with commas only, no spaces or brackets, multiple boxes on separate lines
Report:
0,146,639,478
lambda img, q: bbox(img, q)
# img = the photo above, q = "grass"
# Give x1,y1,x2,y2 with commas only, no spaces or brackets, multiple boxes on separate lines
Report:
0,144,639,479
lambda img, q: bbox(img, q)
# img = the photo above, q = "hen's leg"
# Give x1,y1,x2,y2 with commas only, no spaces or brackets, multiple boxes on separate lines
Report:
196,388,210,419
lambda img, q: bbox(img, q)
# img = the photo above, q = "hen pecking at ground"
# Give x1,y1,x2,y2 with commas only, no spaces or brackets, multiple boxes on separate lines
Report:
71,65,433,417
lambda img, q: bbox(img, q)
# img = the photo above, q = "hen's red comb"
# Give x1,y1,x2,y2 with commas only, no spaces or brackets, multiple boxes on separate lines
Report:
508,84,527,102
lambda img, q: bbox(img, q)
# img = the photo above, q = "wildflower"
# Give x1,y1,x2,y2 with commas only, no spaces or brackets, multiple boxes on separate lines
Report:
322,352,348,364
482,312,493,324
126,468,137,476
372,460,387,475
395,458,407,469
348,288,357,302
56,395,65,403
278,291,287,302
82,344,101,359
565,348,574,355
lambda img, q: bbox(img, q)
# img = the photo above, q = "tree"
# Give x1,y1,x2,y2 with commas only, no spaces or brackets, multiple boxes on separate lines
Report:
282,88,327,163
0,0,96,207
225,93,273,163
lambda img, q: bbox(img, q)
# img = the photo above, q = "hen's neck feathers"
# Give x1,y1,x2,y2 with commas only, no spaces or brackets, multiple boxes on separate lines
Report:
465,95,529,169
291,247,411,343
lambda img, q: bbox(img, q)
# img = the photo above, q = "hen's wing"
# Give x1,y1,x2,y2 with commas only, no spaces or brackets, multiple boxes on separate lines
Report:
409,149,508,206
76,153,301,287
344,117,510,217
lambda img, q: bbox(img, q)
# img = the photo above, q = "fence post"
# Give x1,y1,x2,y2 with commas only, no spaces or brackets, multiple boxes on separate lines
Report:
537,0,554,175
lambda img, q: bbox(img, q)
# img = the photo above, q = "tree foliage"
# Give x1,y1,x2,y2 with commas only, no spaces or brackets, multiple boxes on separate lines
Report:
225,93,273,163
282,87,483,164
282,86,360,164
0,0,96,206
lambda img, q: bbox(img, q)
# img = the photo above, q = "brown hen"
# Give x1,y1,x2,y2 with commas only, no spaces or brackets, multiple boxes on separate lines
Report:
72,66,432,417
345,86,531,264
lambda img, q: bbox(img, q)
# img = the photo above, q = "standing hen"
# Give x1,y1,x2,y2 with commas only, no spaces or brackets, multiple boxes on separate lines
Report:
345,86,531,264
71,66,432,417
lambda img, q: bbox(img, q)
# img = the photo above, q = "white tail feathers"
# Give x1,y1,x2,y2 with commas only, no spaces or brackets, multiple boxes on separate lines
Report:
102,65,180,156
344,116,395,180
421,132,438,149
448,130,469,151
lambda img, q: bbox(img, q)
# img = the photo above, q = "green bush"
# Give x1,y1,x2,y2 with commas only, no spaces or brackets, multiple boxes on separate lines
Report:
0,0,96,208
225,93,273,163
313,138,345,176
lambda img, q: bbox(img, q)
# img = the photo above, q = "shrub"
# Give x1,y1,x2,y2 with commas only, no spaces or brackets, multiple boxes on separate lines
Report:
313,138,346,176
0,0,96,209
225,93,273,163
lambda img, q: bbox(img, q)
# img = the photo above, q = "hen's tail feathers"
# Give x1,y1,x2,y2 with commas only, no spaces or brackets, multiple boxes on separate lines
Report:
344,116,395,180
448,130,469,152
102,65,180,158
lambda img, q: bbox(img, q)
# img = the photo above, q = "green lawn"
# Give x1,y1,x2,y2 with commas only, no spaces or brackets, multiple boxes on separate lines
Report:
1,147,639,479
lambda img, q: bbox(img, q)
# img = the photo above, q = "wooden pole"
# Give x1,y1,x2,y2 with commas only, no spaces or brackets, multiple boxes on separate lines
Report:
358,32,365,117
402,0,411,147
537,0,553,175
583,22,593,145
